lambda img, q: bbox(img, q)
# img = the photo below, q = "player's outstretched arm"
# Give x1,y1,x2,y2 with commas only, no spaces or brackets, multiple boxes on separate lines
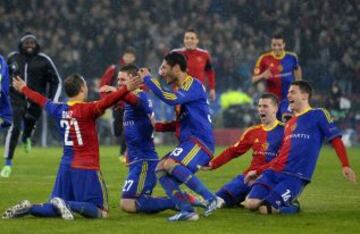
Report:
139,68,199,106
13,76,47,107
331,137,357,183
99,85,138,106
155,121,177,132
94,76,142,113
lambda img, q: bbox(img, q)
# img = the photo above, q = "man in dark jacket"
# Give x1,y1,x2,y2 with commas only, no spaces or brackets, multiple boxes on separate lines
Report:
1,32,62,178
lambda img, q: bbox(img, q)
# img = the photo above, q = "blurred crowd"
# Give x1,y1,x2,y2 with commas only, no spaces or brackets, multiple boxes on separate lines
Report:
0,0,359,143
0,0,359,93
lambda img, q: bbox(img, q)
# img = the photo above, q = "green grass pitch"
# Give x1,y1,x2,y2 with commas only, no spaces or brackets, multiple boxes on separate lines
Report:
0,145,359,234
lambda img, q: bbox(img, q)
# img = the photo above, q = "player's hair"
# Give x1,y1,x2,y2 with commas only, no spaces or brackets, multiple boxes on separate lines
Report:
120,64,139,77
272,33,285,41
259,93,279,106
64,74,85,97
185,28,197,35
164,52,187,72
291,80,312,99
123,47,136,56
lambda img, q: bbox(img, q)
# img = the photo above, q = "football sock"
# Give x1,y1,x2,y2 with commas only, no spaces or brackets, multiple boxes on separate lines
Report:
5,159,12,166
158,174,193,212
171,164,214,201
67,201,101,218
135,195,176,213
30,203,58,217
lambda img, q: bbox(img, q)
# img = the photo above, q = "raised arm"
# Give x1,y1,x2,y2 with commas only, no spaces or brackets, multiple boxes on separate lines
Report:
13,76,47,107
93,76,142,115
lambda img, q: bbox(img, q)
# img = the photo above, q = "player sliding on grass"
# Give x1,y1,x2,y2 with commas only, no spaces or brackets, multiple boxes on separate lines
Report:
244,80,357,214
200,93,284,208
100,64,202,214
138,52,218,221
2,74,141,220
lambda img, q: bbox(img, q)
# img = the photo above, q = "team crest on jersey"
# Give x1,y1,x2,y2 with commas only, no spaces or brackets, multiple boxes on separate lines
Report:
262,142,269,150
290,123,297,131
254,138,259,143
196,56,203,62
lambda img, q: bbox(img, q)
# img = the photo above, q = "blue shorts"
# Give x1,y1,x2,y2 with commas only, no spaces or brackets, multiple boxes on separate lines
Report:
51,164,108,210
168,140,212,173
277,99,293,122
216,174,251,206
248,170,306,208
121,160,158,199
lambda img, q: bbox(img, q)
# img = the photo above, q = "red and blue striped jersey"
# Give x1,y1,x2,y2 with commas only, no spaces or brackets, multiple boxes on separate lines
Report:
21,85,129,170
211,121,284,174
269,108,342,181
254,51,299,101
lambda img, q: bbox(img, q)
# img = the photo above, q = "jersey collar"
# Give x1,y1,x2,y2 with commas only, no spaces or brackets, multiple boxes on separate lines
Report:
295,107,312,116
271,51,286,60
262,119,280,131
67,100,84,106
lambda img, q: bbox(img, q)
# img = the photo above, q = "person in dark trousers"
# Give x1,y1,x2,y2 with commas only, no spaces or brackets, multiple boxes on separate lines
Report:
1,32,62,178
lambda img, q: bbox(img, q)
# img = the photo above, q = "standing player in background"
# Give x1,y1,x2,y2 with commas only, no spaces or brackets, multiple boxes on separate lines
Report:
3,74,141,220
0,53,12,130
252,33,302,122
172,29,216,101
99,47,137,161
201,93,284,208
2,32,62,177
244,80,356,215
139,52,217,221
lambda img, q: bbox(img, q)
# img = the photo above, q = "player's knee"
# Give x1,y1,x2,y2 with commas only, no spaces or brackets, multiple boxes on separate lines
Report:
244,199,262,210
120,199,137,213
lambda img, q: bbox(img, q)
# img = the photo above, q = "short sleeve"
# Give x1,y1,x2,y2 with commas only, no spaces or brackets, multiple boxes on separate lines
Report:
317,109,342,142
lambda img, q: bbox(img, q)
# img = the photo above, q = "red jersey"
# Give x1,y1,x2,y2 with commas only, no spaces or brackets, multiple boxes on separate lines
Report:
210,121,284,174
21,85,130,170
172,48,216,90
254,51,299,101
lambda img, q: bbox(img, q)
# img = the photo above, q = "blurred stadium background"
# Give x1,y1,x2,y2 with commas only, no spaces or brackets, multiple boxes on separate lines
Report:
0,0,359,147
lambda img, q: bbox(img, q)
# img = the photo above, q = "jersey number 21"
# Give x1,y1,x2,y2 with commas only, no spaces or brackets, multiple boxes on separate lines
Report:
60,119,84,146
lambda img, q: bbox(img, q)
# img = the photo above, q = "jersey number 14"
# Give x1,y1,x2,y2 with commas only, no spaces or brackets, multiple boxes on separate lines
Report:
60,119,84,146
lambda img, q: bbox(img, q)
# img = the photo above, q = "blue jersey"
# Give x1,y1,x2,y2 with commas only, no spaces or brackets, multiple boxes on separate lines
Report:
124,90,158,163
271,108,342,181
144,75,214,152
0,54,12,129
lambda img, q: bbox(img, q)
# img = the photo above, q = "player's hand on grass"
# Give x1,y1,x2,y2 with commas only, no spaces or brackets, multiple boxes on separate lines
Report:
125,75,142,91
342,166,357,184
138,67,151,80
198,165,212,171
245,170,258,185
99,85,117,93
12,76,26,92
